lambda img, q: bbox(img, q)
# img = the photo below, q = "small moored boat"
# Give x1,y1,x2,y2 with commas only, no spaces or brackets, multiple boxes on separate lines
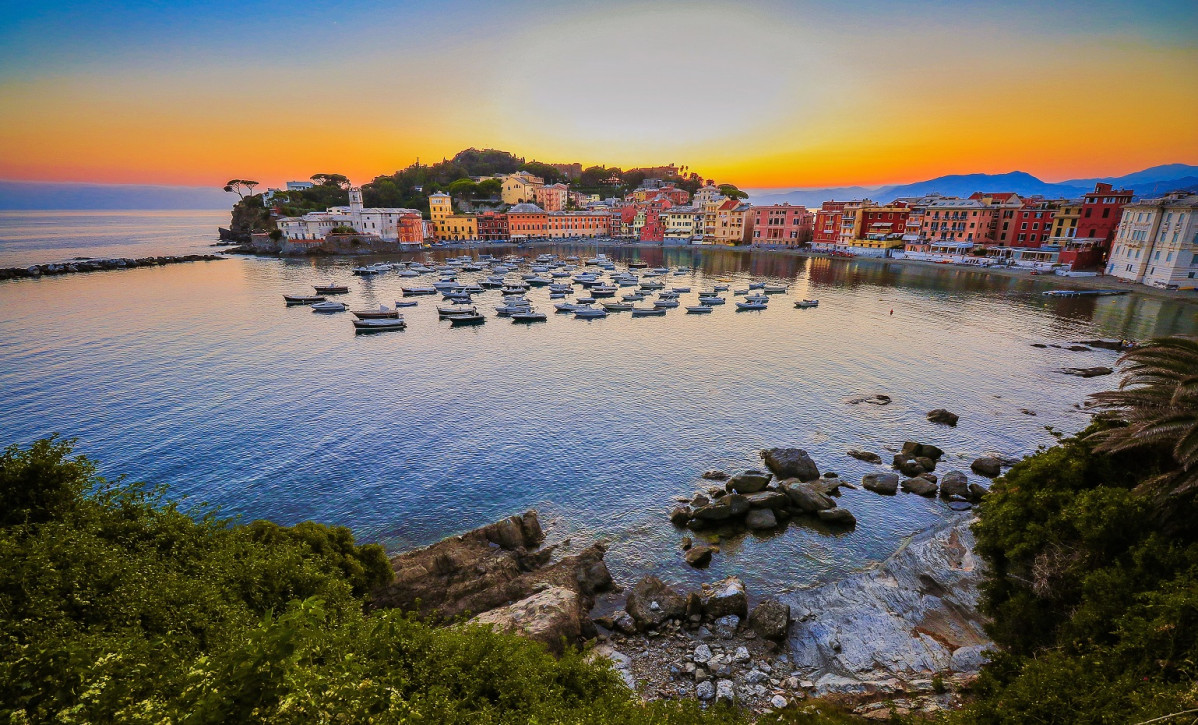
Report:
394,299,419,307
438,305,477,317
735,301,768,311
310,301,347,313
511,311,547,323
314,283,348,294
400,286,437,296
574,308,609,319
794,299,819,309
631,306,667,317
685,305,713,314
284,294,325,305
352,305,399,319
698,296,725,305
447,312,485,326
653,299,680,308
353,318,406,332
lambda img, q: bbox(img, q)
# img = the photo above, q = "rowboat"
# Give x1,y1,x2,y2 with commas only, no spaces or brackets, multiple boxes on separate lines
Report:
310,301,347,313
314,283,348,294
685,305,713,314
352,305,399,319
794,299,819,309
447,312,485,326
631,306,667,317
284,294,325,305
353,318,406,332
735,301,767,311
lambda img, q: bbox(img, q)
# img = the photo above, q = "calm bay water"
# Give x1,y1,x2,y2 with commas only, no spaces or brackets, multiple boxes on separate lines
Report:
1,210,1195,594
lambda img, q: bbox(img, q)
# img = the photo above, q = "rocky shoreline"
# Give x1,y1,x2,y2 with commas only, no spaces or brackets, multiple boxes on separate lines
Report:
0,254,226,282
369,489,990,717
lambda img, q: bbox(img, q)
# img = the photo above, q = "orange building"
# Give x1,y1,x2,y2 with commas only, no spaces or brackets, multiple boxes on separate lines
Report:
507,203,548,238
535,183,569,212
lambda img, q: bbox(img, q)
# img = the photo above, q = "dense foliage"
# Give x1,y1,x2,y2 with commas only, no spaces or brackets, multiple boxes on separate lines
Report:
0,437,742,724
955,338,1198,723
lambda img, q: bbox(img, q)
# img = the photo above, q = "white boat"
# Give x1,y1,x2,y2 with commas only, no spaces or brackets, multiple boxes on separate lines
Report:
640,281,664,290
653,299,679,308
763,285,788,294
397,269,420,277
394,299,419,307
548,283,573,293
284,294,325,305
685,305,713,313
555,302,592,313
590,285,618,297
575,296,596,304
749,282,765,289
732,288,749,295
447,312,485,326
438,305,477,316
495,302,532,316
745,294,769,303
698,296,725,305
352,305,399,319
601,301,633,311
314,283,348,294
574,308,608,319
714,284,730,291
631,306,667,317
794,299,819,309
400,286,437,296
310,301,347,312
525,276,552,286
499,285,529,295
353,318,406,332
549,293,566,299
671,286,691,293
736,301,768,310
622,293,645,301
511,310,547,323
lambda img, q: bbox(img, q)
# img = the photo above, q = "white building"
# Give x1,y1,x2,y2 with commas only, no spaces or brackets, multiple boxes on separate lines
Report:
692,185,724,209
1107,192,1198,289
277,187,422,242
262,180,315,204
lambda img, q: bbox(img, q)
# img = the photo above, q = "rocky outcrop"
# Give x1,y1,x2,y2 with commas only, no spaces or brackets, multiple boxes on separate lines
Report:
779,479,835,512
1058,366,1114,378
940,471,969,499
862,472,900,495
626,576,688,630
699,576,748,620
748,598,792,640
926,409,959,426
848,449,883,464
970,457,1002,478
901,477,938,497
785,517,988,689
847,394,892,406
760,449,820,482
0,254,225,282
726,470,772,493
372,510,612,653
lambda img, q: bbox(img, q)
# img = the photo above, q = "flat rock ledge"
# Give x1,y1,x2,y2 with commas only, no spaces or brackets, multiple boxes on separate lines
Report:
0,254,225,282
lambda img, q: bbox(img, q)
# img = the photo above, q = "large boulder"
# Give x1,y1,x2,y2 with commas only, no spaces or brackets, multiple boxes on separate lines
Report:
625,576,686,630
901,442,945,461
862,472,899,495
700,576,748,620
482,511,545,550
926,409,959,426
726,470,772,493
748,597,791,640
847,449,883,464
691,493,750,521
779,479,836,512
901,477,938,497
669,505,692,526
686,545,715,568
896,458,926,477
743,490,789,509
940,471,969,499
915,456,937,472
760,448,820,482
1058,366,1113,378
817,508,857,526
470,586,583,654
970,457,1002,478
968,482,989,502
745,508,779,530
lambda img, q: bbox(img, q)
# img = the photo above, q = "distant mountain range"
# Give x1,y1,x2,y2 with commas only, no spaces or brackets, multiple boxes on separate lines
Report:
0,181,232,210
1,163,1195,210
745,164,1198,207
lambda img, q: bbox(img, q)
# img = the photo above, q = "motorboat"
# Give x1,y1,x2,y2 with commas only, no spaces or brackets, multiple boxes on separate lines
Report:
639,281,664,290
438,304,477,316
763,285,788,294
698,296,725,305
622,292,645,301
653,299,680,308
284,294,325,305
551,270,571,278
651,267,669,275
575,296,596,304
685,305,713,314
397,269,420,277
525,276,552,286
713,284,730,291
495,302,532,316
574,308,609,319
745,294,769,303
314,283,348,294
394,300,419,307
794,299,820,309
480,277,506,288
732,289,749,295
310,301,347,313
555,302,592,313
352,305,399,319
590,285,618,297
601,301,633,311
736,301,768,310
432,280,460,290
499,285,529,295
627,260,649,268
458,284,485,294
447,312,486,326
749,282,765,289
352,265,382,276
353,318,406,333
548,283,573,294
442,293,472,304
671,286,691,293
630,306,667,317
511,310,547,323
400,286,437,295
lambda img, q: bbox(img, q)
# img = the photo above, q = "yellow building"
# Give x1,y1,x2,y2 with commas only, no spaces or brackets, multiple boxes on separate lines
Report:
663,207,701,242
1049,202,1082,241
428,192,478,241
501,172,544,205
710,199,754,245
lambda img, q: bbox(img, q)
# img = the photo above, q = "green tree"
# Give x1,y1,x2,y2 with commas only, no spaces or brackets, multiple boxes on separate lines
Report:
476,178,502,198
311,174,351,189
223,179,259,198
718,184,748,200
447,178,479,200
519,161,562,184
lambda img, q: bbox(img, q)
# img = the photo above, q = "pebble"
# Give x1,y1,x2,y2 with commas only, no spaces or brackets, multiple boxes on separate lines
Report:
770,695,788,709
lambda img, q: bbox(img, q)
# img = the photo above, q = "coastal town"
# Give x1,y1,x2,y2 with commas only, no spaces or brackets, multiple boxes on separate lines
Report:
258,165,1198,292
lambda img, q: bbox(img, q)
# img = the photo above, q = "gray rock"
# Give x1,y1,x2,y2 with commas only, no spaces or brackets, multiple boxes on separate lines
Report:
625,576,686,630
713,614,740,638
970,456,1002,478
926,408,959,426
696,680,715,700
862,472,899,495
692,493,750,521
612,611,636,634
901,477,938,497
968,482,989,502
1058,366,1113,378
896,457,926,477
702,576,748,619
743,490,789,509
817,507,857,526
733,646,751,663
727,469,772,493
715,679,736,703
693,643,713,664
848,449,883,464
746,669,768,684
669,505,692,526
760,448,820,481
779,479,835,512
950,644,990,672
685,545,715,568
748,598,791,640
701,470,729,480
771,694,788,709
745,508,779,530
940,471,969,499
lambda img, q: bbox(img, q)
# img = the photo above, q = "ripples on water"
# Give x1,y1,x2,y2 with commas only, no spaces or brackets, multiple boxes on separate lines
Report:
1,211,1195,594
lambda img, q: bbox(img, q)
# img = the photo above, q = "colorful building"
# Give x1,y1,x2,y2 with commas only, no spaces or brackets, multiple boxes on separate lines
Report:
710,199,754,245
812,201,848,249
918,198,1002,245
1078,182,1134,244
692,185,724,209
750,203,813,246
476,211,508,241
663,206,702,243
535,183,569,212
995,199,1060,248
506,203,548,238
277,187,422,244
501,172,544,205
546,210,612,238
1107,192,1198,288
848,203,909,248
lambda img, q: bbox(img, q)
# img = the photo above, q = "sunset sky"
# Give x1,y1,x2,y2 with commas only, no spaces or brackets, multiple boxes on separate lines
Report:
1,0,1195,190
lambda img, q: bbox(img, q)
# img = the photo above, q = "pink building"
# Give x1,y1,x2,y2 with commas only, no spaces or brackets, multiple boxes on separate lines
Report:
534,183,569,212
750,203,813,246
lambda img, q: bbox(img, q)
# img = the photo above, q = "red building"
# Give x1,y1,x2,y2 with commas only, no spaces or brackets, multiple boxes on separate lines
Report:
995,199,1059,248
750,203,813,246
639,205,665,242
1078,182,1133,244
476,211,508,241
855,204,909,241
397,212,425,244
812,201,847,248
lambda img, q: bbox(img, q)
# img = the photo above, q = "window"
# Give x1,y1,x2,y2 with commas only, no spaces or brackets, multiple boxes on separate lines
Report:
1102,208,1110,218
1085,209,1092,217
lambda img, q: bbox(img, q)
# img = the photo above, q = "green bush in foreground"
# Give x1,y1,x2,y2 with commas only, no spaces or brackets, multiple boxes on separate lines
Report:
0,437,742,724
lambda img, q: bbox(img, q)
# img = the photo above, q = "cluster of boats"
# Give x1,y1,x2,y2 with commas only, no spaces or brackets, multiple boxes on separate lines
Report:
283,252,819,332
